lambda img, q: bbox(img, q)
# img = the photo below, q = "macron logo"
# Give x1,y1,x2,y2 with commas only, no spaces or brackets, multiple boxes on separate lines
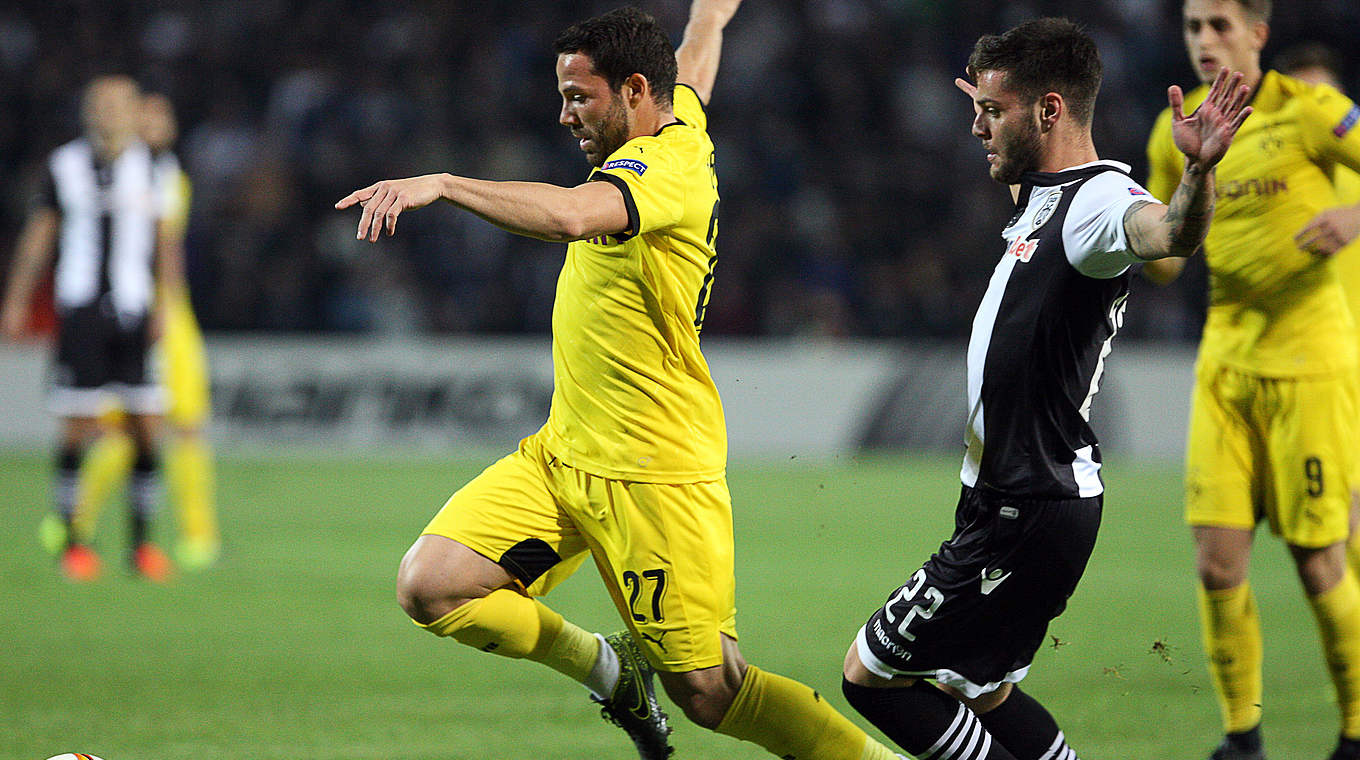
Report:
980,568,1012,595
603,158,648,175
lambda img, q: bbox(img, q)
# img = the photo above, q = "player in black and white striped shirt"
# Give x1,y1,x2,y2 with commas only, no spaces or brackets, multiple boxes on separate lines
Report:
2,75,181,582
839,19,1252,760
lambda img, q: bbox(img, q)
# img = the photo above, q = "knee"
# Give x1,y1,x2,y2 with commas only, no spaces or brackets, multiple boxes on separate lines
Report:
1292,543,1346,596
1196,549,1248,590
395,553,474,625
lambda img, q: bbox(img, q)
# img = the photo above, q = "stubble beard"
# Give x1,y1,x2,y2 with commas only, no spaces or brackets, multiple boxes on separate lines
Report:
586,94,632,167
992,117,1043,185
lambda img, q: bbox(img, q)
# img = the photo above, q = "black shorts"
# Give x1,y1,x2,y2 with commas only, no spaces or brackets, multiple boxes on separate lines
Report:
49,303,161,416
855,485,1101,697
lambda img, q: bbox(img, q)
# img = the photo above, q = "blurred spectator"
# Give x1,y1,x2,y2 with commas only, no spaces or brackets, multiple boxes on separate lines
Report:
1,0,1355,338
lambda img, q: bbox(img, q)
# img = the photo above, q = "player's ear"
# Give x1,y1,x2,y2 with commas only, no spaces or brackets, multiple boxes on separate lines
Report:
1249,19,1269,52
623,72,649,108
1039,93,1062,131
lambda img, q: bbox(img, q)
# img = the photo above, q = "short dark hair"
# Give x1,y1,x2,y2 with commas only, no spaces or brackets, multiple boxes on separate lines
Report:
967,18,1102,125
553,7,677,107
1232,0,1272,21
1275,42,1341,80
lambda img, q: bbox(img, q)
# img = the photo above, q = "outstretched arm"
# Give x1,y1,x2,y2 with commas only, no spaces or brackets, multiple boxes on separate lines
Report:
1125,68,1253,262
674,0,743,105
335,173,629,244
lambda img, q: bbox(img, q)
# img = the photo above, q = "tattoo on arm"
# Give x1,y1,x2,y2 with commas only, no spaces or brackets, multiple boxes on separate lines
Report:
1125,167,1215,260
1162,166,1215,257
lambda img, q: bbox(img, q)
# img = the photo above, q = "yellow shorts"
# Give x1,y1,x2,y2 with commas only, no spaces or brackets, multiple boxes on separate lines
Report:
422,432,738,672
1184,362,1357,548
157,288,211,428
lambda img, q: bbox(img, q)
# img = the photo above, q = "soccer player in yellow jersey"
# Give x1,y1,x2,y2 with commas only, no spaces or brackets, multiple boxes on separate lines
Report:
1144,3,1360,759
336,5,900,760
1275,43,1360,591
42,92,221,573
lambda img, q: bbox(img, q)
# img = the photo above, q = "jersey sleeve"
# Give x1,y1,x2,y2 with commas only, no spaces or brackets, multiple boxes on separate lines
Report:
672,84,707,132
1062,172,1154,279
1300,82,1360,175
1145,107,1182,204
588,141,686,241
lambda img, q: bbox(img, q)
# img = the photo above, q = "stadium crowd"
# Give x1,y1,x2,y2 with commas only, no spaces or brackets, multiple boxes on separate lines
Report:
0,0,1355,340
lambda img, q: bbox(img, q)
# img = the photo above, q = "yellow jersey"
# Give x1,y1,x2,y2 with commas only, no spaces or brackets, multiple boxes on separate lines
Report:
1331,165,1360,329
542,84,725,483
1147,70,1360,376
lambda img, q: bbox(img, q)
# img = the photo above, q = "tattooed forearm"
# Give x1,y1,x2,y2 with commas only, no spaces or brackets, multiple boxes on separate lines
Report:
1125,164,1215,261
1163,164,1215,257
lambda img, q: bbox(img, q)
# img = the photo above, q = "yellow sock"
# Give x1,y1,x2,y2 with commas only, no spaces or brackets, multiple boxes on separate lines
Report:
420,588,600,683
1308,570,1360,739
73,431,136,541
716,665,897,760
166,433,218,545
1199,583,1263,733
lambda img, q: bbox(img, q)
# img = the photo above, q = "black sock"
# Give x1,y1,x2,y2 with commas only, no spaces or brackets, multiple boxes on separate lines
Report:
843,679,1017,760
977,686,1077,760
1225,725,1262,752
54,446,81,545
1332,735,1360,760
129,448,159,547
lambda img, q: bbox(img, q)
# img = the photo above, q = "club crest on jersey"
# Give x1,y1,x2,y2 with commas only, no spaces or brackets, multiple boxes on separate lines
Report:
1030,190,1062,231
602,158,648,175
1335,104,1360,138
1006,235,1039,262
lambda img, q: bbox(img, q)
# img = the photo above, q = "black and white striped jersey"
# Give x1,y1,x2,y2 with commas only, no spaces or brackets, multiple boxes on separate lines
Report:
36,138,166,319
961,160,1157,499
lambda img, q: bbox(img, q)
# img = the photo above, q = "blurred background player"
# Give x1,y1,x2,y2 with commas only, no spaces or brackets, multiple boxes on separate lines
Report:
1274,43,1360,588
1143,2,1360,759
40,91,221,572
1,75,179,582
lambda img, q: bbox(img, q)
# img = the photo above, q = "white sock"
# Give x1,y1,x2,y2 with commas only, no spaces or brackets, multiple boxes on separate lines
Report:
583,632,621,699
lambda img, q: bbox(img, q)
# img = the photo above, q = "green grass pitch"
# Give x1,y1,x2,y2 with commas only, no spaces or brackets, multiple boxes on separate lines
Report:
0,450,1339,758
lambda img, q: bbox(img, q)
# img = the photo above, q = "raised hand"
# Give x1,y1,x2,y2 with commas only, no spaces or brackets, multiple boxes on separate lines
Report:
335,174,448,242
1170,67,1253,173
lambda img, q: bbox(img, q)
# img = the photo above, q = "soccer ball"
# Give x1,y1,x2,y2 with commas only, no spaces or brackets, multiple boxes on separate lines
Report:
45,754,106,760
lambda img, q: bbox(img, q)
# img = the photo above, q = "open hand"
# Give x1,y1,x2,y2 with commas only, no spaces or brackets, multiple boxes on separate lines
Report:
1296,205,1360,258
1171,67,1253,173
335,174,448,242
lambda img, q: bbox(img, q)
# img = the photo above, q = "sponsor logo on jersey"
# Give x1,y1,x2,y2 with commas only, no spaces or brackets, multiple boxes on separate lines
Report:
1127,187,1148,196
980,568,1013,595
1031,190,1062,230
603,158,648,175
1218,177,1288,199
1006,236,1039,262
1335,104,1360,138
